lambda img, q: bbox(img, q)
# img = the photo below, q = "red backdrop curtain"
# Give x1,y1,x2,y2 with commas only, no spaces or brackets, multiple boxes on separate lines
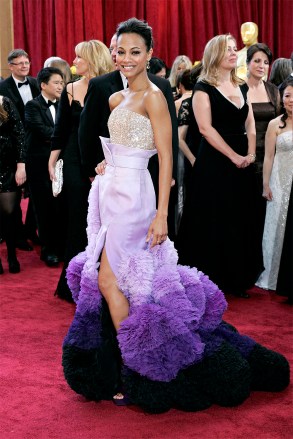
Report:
13,0,293,77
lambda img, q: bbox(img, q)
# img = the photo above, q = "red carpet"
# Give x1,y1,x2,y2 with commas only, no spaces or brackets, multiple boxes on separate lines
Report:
0,240,292,439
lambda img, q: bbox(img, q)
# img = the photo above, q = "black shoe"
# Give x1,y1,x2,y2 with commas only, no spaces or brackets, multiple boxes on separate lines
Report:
16,239,33,251
40,251,59,267
8,257,20,273
0,259,3,274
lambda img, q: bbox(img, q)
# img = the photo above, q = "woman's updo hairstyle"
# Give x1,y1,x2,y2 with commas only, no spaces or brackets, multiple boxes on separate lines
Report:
116,17,153,52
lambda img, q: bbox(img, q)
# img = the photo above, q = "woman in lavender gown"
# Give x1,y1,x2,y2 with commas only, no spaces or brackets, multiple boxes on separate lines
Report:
62,19,289,413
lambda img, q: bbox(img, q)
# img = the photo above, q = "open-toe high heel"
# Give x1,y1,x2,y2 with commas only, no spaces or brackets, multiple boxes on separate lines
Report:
112,392,132,406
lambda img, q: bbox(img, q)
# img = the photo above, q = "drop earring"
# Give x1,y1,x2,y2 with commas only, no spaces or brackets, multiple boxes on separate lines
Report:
146,60,150,70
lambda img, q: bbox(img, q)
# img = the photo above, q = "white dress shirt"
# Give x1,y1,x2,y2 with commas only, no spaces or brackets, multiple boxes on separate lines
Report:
12,75,33,105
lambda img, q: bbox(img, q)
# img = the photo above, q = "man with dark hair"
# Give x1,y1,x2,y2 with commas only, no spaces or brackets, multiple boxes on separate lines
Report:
25,67,64,266
0,49,40,251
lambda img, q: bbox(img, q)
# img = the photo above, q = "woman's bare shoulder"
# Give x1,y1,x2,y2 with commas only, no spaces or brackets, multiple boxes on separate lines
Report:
109,90,124,110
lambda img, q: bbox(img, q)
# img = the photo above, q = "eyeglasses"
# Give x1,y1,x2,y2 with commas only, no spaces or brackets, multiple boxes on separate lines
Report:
9,61,31,66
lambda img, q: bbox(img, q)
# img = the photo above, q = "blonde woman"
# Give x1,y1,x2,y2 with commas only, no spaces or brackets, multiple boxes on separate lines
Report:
168,55,192,97
49,40,114,301
177,34,263,298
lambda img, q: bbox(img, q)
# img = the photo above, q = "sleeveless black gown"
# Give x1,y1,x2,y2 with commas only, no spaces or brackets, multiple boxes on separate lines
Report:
176,82,263,294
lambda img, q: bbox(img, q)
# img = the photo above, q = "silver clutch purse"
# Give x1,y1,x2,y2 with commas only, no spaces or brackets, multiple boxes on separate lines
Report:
52,159,63,197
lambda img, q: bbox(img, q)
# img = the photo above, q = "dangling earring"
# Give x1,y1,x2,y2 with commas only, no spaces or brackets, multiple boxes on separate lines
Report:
146,59,150,70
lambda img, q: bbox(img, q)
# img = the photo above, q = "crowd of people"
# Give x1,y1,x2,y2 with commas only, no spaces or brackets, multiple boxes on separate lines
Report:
0,16,291,412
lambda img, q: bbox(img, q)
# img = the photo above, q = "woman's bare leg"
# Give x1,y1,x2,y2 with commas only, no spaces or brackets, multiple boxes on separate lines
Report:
98,249,130,402
98,248,129,331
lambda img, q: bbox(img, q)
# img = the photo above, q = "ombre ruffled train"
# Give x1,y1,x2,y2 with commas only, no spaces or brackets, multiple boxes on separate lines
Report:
63,178,289,413
62,111,289,413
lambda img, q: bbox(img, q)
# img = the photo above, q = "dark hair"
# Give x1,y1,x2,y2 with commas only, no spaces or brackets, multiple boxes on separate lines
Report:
176,69,194,90
36,67,64,88
0,97,8,123
149,57,166,75
190,62,203,84
269,58,293,86
8,49,29,63
116,17,153,52
246,43,273,64
279,77,293,128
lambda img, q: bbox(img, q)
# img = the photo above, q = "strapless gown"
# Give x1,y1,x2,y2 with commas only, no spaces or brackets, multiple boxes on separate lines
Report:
62,108,289,413
256,131,293,290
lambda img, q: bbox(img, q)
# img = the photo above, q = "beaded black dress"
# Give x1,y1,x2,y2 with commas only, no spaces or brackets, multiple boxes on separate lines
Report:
0,97,25,193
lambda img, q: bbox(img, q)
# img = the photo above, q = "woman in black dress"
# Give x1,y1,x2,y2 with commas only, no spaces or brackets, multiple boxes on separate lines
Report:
0,96,26,273
176,34,263,298
49,40,114,301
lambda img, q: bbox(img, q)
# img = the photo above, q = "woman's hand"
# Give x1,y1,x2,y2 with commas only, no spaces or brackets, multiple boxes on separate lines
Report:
230,153,250,168
15,163,26,186
95,160,106,175
48,160,56,181
263,186,273,201
146,214,168,248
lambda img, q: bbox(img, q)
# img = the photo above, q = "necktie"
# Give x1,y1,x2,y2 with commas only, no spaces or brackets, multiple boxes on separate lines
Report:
47,100,58,109
18,80,29,88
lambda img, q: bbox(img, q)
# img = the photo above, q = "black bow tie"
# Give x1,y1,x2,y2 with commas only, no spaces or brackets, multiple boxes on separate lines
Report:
47,100,58,109
18,80,29,88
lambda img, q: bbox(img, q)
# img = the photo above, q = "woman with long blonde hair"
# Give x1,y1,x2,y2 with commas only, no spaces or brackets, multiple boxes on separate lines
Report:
177,34,263,298
49,40,114,301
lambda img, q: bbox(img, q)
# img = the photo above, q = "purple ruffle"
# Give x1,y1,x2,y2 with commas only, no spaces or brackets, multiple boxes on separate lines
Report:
65,178,228,382
118,304,204,382
66,251,87,303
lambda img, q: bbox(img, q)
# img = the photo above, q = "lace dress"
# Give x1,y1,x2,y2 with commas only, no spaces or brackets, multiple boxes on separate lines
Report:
62,107,289,413
256,131,293,290
0,97,25,193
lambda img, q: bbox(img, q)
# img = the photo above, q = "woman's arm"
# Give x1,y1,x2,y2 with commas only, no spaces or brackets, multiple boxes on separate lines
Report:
262,119,278,200
178,125,195,166
145,89,173,247
244,99,257,163
193,91,248,168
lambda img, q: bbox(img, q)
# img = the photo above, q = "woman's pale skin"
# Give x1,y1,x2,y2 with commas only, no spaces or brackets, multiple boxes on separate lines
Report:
194,38,256,169
48,53,92,181
262,85,293,200
246,50,280,107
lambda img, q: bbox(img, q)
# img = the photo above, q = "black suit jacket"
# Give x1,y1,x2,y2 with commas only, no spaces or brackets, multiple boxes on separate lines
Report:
78,70,178,180
25,94,56,161
0,75,39,122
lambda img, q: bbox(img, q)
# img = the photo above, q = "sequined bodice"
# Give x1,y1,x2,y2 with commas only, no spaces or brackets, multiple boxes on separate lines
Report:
108,107,156,150
276,131,293,153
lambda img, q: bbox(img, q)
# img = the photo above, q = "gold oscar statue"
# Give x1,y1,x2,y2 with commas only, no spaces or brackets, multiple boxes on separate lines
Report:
236,22,258,79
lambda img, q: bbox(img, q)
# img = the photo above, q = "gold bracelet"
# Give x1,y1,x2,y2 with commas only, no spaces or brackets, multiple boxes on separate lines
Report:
248,153,256,159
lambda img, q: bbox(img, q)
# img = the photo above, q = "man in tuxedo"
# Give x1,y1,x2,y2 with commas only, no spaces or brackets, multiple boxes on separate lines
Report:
0,49,40,249
79,35,178,239
25,67,64,266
